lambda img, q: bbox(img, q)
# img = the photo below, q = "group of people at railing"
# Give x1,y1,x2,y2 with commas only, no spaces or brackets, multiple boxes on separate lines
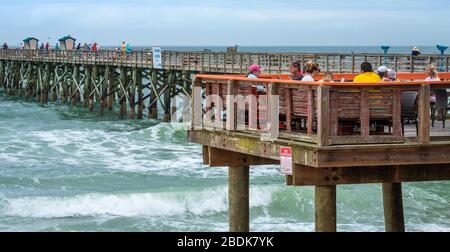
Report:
246,60,444,83
243,60,449,134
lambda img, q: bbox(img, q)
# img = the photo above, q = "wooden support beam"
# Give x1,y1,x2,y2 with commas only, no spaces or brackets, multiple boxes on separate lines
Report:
315,185,337,232
163,71,173,122
229,165,250,232
204,147,279,167
129,68,137,119
71,66,79,105
107,67,115,111
293,164,450,186
119,67,127,119
61,65,69,104
137,69,144,119
382,182,405,232
42,64,50,103
148,70,159,119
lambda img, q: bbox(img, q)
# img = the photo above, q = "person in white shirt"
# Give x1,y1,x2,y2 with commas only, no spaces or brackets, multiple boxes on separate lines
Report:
425,64,441,81
302,61,320,82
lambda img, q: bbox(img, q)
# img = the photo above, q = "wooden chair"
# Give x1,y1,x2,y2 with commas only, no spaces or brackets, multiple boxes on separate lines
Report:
432,89,449,128
401,91,418,136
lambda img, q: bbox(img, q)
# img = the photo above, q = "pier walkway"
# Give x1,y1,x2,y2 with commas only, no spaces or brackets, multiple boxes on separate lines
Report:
1,49,449,74
2,48,450,232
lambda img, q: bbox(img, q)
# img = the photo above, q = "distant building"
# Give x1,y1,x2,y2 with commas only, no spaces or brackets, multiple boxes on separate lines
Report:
58,35,76,50
23,37,39,50
227,45,238,53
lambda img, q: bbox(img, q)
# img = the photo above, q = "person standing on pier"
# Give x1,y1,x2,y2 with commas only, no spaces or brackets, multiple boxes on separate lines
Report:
2,43,8,49
92,43,98,52
412,47,421,56
121,42,126,58
290,61,304,80
353,62,382,83
76,43,81,51
39,43,45,51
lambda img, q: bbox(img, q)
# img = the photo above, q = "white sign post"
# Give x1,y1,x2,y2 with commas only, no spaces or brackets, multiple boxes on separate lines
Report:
280,147,293,175
152,47,163,69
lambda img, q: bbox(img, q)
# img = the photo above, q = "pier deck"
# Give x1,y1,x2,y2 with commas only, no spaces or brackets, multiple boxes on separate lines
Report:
1,49,449,74
189,73,450,232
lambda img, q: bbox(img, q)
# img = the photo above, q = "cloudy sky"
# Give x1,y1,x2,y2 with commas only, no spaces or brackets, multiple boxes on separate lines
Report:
1,0,449,46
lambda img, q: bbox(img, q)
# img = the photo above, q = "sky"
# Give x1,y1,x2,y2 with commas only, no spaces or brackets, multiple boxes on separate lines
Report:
0,0,449,46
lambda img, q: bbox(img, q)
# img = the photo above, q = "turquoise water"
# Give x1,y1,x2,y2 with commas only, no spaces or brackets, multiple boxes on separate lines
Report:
0,90,449,232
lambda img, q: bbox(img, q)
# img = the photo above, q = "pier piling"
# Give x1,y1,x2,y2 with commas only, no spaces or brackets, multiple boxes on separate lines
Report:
229,165,250,232
382,183,405,232
315,185,337,232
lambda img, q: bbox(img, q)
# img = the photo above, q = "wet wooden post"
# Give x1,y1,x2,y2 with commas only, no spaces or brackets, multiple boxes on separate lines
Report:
83,66,91,108
119,67,127,119
107,67,115,111
13,62,21,95
163,71,173,122
0,61,4,90
36,65,42,102
315,185,337,232
129,68,137,119
229,165,250,232
100,66,109,113
382,182,405,232
72,66,80,105
137,69,144,119
148,70,159,119
61,65,69,104
51,66,58,102
26,64,35,99
42,64,51,103
89,65,98,112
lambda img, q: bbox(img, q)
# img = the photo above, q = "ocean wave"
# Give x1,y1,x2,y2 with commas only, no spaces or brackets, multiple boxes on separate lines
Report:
0,185,279,219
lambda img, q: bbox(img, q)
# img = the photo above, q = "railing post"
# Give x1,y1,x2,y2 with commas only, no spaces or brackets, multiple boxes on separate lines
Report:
317,85,330,147
191,78,203,131
360,89,370,138
262,82,280,141
418,84,431,144
226,80,237,131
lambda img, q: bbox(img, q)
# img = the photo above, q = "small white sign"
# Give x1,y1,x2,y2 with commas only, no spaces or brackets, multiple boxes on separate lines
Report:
280,147,293,175
152,47,163,69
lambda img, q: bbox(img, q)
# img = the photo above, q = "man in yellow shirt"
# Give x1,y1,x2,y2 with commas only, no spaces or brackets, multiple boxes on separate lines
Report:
353,62,382,83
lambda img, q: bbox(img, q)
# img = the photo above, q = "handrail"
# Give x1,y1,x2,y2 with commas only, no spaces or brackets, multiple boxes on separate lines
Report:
195,74,450,87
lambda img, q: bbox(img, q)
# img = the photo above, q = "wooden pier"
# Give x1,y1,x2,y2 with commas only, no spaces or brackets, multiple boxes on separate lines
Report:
189,73,450,232
1,48,450,232
1,48,448,122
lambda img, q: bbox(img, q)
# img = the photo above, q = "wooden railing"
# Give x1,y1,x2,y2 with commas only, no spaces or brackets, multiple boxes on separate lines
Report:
192,74,450,146
0,49,449,74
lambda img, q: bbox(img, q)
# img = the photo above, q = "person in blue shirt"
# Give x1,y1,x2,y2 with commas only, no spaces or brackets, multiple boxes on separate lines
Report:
247,64,265,92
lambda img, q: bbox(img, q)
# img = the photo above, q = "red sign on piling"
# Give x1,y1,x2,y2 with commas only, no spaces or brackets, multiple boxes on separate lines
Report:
280,147,293,175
